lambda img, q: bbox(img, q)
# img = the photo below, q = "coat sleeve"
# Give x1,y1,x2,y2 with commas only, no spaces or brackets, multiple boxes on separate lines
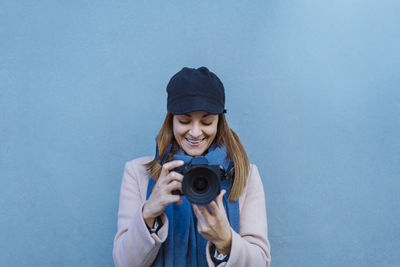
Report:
205,164,271,267
113,160,169,267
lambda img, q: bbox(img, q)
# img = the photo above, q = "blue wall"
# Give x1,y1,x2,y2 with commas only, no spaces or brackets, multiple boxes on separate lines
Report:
1,1,399,266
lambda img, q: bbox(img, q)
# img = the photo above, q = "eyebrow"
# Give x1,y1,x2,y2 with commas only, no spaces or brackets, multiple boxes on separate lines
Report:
182,113,212,118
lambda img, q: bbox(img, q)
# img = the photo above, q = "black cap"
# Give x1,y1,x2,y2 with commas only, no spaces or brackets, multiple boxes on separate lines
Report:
167,67,226,115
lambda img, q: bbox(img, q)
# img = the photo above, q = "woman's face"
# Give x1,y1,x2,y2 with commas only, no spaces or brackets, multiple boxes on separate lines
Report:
173,110,219,156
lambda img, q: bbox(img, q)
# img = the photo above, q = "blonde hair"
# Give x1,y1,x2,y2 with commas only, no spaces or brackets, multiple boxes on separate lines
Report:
145,112,250,201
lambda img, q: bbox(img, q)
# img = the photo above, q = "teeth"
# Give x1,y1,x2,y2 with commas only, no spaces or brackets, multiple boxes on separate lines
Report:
187,139,202,143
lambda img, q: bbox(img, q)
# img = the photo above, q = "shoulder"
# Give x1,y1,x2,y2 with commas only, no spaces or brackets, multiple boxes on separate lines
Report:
238,163,264,207
124,156,153,177
247,163,263,188
121,156,153,199
125,156,153,167
249,163,260,178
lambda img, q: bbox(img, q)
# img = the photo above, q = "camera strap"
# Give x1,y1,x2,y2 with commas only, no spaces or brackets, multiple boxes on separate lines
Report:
225,160,235,181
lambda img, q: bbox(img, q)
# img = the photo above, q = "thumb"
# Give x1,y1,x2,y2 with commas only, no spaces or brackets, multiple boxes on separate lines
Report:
216,189,226,207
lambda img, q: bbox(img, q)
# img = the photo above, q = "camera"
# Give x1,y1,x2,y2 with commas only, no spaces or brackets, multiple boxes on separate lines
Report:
172,157,226,205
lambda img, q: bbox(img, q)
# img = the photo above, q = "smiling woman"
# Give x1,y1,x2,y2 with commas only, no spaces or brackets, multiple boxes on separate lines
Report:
113,67,271,267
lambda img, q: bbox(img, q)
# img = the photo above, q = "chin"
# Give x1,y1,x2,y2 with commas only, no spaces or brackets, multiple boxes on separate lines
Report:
182,147,206,157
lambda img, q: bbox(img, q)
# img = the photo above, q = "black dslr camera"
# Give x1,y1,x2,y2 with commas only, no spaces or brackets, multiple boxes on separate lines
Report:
172,157,227,205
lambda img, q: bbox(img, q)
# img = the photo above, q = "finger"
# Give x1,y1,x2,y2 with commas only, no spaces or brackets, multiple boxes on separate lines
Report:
192,204,202,219
208,201,219,215
176,198,183,205
160,160,184,177
197,205,212,221
192,204,208,221
161,194,181,206
169,194,182,204
165,180,182,194
216,189,226,208
167,171,184,183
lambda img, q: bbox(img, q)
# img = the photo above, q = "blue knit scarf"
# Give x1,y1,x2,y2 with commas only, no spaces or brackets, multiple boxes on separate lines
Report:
146,144,240,267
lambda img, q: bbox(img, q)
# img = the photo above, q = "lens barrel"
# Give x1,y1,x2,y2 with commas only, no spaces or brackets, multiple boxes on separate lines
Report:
181,165,221,205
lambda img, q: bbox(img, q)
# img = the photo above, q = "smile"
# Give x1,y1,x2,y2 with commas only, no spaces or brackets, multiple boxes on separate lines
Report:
185,138,205,146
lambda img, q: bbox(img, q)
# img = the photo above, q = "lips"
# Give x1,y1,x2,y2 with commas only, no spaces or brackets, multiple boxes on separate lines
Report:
185,138,205,146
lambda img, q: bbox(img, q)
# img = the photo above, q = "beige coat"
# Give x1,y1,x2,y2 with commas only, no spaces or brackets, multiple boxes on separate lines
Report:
113,156,271,267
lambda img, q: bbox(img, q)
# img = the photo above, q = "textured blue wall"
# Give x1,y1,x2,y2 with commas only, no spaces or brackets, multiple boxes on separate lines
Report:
1,1,399,266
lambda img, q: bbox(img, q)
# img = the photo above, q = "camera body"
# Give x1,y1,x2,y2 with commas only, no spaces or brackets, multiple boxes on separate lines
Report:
172,157,225,205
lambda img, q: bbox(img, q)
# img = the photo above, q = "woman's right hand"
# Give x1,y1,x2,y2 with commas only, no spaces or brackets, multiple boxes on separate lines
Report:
142,160,184,228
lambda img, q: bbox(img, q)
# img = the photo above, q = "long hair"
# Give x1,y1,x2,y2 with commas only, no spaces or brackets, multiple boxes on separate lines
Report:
145,112,250,201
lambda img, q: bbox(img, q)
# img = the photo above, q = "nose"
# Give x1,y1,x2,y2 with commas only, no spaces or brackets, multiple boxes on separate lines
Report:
188,121,202,138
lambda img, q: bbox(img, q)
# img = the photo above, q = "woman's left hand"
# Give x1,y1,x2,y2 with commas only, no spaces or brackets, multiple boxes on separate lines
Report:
192,190,232,255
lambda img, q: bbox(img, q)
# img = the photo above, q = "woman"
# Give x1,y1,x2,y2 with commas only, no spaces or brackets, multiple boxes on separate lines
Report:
113,67,271,267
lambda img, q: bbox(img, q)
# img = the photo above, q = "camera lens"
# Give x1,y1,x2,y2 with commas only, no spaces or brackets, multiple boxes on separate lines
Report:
193,176,208,192
182,166,220,205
